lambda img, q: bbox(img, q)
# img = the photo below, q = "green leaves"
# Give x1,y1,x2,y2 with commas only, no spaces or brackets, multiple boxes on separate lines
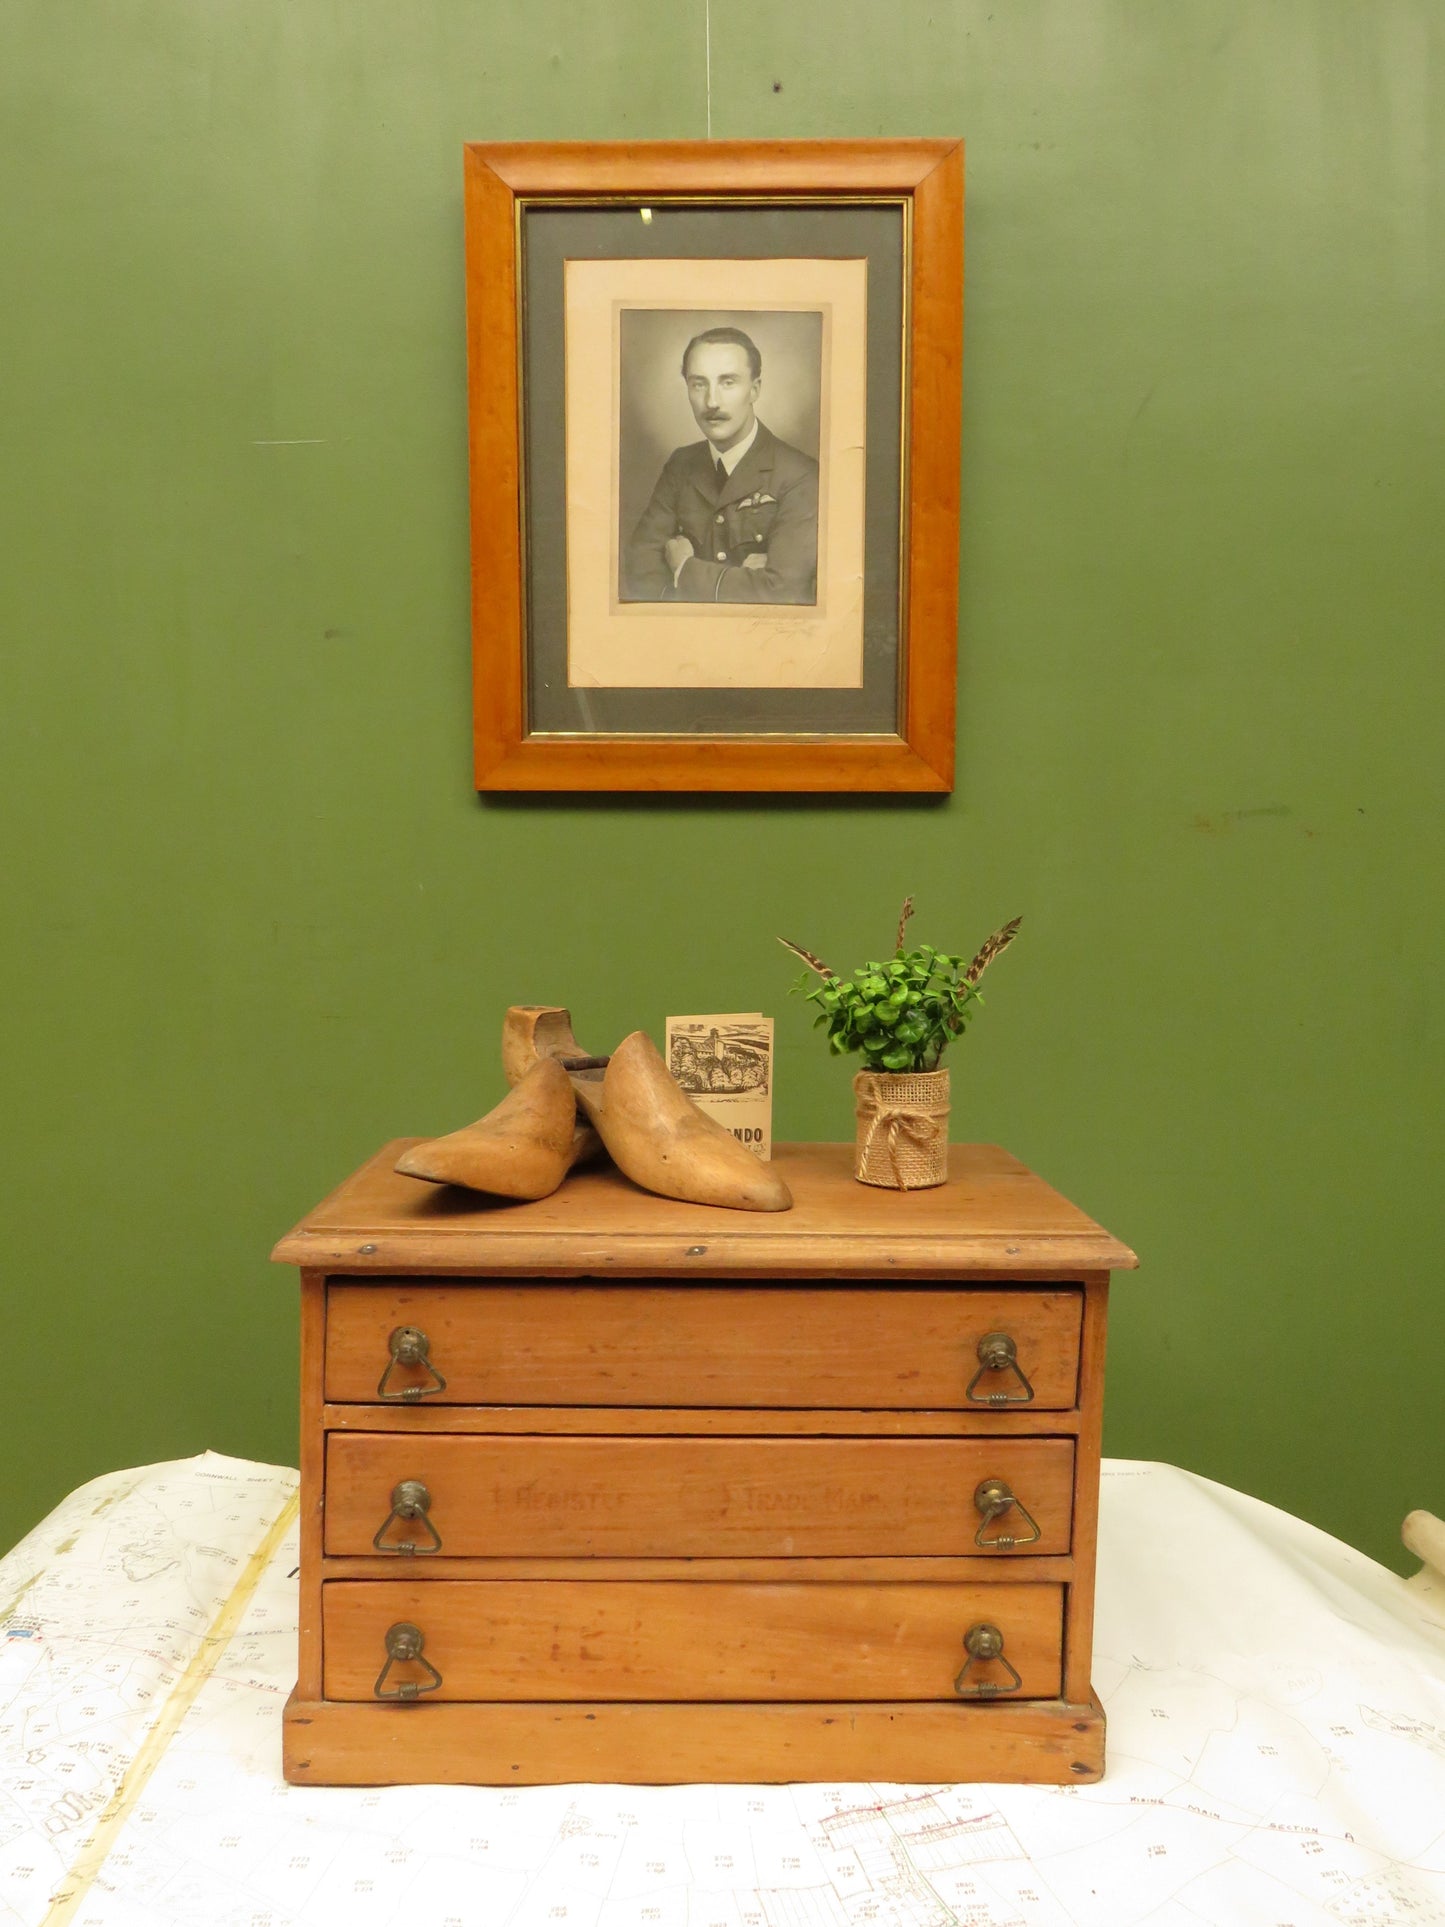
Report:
787,933,1009,1073
781,903,1022,1074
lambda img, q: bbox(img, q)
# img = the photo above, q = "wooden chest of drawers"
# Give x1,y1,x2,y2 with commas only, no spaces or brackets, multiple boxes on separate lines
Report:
273,1141,1135,1785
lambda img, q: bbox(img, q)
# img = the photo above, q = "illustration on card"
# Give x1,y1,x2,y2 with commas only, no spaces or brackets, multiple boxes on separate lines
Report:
669,1020,771,1095
665,1013,775,1159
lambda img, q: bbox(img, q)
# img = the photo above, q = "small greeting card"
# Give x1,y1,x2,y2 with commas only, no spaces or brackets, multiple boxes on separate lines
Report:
665,1013,774,1160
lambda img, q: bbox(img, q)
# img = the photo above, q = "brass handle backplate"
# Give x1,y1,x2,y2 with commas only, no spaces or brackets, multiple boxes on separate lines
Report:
374,1621,443,1700
972,1477,1041,1551
965,1332,1035,1405
377,1326,448,1402
953,1621,1023,1698
372,1479,442,1555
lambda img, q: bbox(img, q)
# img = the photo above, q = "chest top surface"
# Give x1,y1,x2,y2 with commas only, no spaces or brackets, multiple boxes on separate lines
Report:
272,1141,1137,1280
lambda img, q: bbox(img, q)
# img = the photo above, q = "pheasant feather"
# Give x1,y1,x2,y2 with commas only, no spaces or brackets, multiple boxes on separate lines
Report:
894,895,915,954
777,936,837,979
962,916,1022,986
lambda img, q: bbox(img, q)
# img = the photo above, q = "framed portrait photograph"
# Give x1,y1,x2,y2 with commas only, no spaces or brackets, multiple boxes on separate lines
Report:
463,140,963,792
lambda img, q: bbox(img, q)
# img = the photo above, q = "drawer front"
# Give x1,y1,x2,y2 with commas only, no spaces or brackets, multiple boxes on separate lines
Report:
325,1433,1075,1558
322,1578,1064,1702
326,1281,1083,1410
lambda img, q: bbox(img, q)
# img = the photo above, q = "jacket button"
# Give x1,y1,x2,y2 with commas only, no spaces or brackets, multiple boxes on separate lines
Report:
716,551,728,561
715,512,724,524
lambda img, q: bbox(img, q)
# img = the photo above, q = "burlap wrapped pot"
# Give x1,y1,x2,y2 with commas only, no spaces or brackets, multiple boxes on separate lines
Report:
852,1067,950,1189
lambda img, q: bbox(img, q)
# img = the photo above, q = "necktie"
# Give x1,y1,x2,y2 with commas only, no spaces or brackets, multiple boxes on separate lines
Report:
715,456,726,490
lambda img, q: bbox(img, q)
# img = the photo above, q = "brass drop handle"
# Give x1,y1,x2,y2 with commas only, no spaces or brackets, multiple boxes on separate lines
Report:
953,1622,1023,1698
372,1479,442,1555
373,1622,443,1700
965,1331,1035,1405
377,1325,448,1401
972,1477,1041,1550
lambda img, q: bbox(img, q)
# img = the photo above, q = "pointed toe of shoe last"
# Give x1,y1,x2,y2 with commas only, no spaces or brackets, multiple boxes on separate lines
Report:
574,1031,792,1213
395,1057,585,1201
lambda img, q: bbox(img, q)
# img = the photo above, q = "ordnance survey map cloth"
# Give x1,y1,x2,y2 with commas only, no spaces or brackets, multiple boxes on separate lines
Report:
2,1452,1443,1926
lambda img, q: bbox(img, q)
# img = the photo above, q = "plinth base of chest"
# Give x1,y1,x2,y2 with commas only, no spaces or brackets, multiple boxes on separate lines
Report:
282,1689,1105,1786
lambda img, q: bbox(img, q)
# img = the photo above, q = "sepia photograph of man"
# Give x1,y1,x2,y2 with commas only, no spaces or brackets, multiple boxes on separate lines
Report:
620,317,821,605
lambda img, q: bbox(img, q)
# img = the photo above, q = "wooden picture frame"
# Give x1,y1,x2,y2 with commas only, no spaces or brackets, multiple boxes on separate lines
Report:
463,139,963,793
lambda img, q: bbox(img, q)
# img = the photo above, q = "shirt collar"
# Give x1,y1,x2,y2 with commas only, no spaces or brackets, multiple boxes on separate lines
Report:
713,418,759,476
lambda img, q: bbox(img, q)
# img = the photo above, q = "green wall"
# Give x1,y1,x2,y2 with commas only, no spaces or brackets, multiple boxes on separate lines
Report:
3,2,1441,1570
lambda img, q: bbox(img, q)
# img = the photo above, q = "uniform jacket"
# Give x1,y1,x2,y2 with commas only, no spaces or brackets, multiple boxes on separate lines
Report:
623,422,819,604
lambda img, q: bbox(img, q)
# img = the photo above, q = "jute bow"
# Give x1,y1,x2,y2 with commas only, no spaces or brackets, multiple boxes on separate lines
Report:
854,1081,949,1189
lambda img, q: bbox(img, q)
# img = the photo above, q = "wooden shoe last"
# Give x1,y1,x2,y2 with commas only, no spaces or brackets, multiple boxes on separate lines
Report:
395,1057,589,1200
570,1030,792,1213
502,1004,603,1087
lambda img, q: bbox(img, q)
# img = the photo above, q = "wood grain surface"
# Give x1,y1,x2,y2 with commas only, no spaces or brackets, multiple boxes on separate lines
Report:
283,1690,1106,1785
321,1577,1063,1702
318,1554,1077,1584
324,1281,1083,1409
320,1403,1085,1438
281,1137,1128,1787
462,138,963,793
273,1141,1137,1276
324,1433,1075,1558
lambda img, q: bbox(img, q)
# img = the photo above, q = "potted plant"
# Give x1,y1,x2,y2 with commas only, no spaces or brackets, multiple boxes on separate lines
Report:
779,897,1021,1190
